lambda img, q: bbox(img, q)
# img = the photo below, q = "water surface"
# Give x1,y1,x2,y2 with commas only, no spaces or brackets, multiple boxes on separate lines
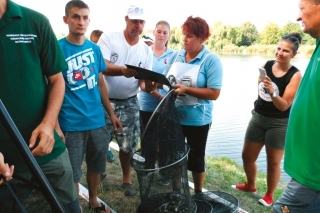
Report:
206,54,310,183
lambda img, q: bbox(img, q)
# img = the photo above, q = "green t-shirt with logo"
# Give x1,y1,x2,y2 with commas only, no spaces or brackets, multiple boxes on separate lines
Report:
0,1,67,165
284,40,320,191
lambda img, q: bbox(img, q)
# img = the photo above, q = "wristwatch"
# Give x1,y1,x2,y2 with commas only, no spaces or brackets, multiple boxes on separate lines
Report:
271,91,277,98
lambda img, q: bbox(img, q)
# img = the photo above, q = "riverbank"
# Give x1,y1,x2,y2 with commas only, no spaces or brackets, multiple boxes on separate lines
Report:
216,44,315,57
23,143,286,213
77,143,286,213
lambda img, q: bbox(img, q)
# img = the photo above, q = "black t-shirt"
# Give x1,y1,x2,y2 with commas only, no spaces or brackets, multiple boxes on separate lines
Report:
254,60,299,118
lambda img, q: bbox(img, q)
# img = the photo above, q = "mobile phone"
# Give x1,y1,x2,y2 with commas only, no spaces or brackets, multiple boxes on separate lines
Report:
259,68,267,81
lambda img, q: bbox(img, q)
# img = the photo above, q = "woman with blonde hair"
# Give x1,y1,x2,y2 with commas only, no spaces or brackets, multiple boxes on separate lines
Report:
139,20,175,133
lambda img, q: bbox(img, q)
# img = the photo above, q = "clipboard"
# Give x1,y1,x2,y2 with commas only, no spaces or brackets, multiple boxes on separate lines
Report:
125,64,171,87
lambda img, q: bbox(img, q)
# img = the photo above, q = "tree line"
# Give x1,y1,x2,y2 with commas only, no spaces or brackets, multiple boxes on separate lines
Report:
56,21,315,56
168,21,315,56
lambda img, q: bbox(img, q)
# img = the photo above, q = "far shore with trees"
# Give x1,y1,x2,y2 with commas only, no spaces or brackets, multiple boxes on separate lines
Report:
57,20,316,57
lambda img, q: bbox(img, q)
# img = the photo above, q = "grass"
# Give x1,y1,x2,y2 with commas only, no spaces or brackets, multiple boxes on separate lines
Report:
80,150,286,213
24,149,286,213
80,152,140,213
203,157,286,213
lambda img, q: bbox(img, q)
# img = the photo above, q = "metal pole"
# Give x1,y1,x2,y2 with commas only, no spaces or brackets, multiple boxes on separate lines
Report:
0,100,66,213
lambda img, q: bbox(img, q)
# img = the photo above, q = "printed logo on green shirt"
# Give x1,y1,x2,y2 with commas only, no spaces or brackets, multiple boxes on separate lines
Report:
6,34,37,43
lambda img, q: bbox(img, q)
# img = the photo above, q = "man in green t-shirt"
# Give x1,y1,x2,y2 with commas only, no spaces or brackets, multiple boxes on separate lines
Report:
271,0,320,212
0,0,80,212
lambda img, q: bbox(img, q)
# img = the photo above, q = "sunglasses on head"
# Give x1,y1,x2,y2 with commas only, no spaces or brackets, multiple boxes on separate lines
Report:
282,34,298,42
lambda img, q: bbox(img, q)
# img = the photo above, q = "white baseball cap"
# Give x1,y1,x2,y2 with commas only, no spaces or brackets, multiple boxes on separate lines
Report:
127,5,145,20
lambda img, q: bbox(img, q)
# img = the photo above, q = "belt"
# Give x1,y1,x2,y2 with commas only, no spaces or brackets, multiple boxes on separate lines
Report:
109,95,137,101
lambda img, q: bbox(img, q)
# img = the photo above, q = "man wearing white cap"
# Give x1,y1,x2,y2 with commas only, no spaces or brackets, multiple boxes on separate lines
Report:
97,5,153,196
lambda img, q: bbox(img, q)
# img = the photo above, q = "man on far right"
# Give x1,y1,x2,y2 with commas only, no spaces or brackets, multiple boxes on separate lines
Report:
271,0,320,213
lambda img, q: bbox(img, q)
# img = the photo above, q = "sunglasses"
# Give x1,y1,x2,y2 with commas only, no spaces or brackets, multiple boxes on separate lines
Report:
142,35,154,41
282,34,298,42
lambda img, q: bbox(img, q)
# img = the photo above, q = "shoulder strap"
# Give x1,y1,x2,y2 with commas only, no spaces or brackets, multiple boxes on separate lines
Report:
199,52,211,65
173,50,181,63
263,60,275,75
283,66,299,86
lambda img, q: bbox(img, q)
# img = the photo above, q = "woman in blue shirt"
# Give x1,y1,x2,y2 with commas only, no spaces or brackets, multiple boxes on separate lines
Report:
147,16,223,193
139,20,175,132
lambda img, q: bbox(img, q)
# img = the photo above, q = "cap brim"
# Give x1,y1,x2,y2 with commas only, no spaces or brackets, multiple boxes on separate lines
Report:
128,15,145,20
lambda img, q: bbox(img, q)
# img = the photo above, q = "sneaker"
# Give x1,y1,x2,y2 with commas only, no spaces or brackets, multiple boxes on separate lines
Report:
107,150,115,162
231,182,257,193
259,193,273,207
158,176,171,186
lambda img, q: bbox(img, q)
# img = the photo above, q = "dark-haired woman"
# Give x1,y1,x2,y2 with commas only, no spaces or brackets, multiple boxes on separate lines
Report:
232,33,303,207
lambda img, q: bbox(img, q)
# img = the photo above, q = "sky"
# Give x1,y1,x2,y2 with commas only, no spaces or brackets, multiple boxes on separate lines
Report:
13,0,302,36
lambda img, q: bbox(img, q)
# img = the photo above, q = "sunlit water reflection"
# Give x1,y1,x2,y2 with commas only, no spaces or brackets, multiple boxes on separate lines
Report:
206,54,310,183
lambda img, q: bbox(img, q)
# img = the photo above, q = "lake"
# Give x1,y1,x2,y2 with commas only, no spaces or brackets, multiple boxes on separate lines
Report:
206,54,310,183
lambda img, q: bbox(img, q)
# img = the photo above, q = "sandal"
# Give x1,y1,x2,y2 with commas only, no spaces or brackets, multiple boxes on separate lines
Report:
89,202,110,213
100,172,107,181
122,183,137,196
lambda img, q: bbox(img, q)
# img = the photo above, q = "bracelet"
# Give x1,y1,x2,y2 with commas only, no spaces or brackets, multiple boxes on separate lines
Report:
149,90,154,94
